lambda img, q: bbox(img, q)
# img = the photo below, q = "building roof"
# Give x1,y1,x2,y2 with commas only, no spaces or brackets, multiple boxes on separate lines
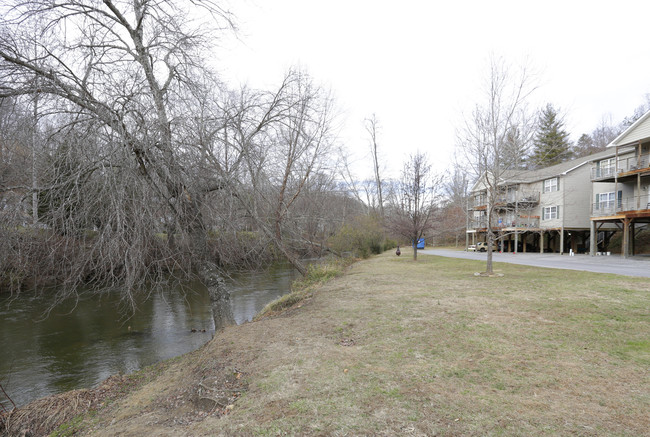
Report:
470,149,616,193
506,148,614,183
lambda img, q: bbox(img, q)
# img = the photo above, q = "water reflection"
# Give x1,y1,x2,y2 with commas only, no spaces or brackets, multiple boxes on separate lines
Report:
229,264,300,324
0,263,299,408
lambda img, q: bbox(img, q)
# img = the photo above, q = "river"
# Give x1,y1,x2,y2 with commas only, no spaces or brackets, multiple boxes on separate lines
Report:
0,264,299,408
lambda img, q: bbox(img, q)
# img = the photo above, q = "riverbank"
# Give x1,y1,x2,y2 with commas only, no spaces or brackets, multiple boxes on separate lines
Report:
0,263,305,409
3,249,649,436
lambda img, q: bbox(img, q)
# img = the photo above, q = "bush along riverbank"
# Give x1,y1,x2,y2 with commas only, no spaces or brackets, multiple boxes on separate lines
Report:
3,248,650,436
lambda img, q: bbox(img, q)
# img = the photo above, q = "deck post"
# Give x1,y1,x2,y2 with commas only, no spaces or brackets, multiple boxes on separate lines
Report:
589,220,596,256
638,173,642,210
622,218,630,259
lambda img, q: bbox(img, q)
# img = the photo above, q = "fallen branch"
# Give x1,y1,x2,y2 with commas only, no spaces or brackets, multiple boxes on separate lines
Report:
0,383,16,412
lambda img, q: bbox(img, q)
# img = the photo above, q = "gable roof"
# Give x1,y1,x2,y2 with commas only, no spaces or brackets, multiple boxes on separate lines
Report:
609,109,650,147
513,148,614,183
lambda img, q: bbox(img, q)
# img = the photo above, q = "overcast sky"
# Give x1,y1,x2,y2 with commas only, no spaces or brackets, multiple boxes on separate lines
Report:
216,0,650,179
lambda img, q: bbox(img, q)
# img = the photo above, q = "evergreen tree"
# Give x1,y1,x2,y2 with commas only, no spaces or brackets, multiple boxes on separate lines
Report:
530,104,572,168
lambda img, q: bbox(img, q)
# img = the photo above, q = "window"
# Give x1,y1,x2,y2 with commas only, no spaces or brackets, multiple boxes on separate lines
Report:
595,191,622,211
598,158,616,178
599,192,616,210
543,178,558,193
543,206,558,220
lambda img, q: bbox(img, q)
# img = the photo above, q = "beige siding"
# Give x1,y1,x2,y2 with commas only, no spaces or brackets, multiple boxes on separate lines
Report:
539,177,562,228
562,165,592,228
592,182,618,199
614,116,650,146
527,181,542,220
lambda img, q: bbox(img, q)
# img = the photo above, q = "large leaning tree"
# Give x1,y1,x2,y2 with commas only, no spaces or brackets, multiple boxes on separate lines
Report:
0,0,343,315
0,0,239,312
456,56,537,275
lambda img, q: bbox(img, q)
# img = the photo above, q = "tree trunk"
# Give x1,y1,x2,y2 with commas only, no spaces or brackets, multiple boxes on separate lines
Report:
486,230,494,275
198,263,234,330
31,89,39,225
274,223,307,276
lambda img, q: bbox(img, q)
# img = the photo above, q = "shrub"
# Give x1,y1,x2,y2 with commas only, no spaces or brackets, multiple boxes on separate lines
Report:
328,215,386,259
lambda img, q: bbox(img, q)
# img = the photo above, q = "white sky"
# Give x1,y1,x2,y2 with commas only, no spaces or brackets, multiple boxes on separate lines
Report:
215,0,650,179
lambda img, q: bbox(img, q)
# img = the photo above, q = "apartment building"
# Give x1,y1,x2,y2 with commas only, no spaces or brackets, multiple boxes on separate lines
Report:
467,109,650,257
590,110,650,257
467,149,614,254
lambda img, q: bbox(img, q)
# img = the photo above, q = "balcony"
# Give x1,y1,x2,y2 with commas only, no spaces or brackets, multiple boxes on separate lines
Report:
470,190,540,211
494,191,540,208
591,166,616,181
591,195,650,217
469,219,487,229
469,197,487,210
617,152,650,175
512,216,540,228
469,216,540,230
496,216,540,229
591,153,650,181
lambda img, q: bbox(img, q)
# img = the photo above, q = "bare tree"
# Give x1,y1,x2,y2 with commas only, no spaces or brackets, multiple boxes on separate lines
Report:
0,0,237,315
386,152,442,261
211,70,340,275
456,56,537,275
440,163,469,246
338,154,370,214
0,0,348,325
365,114,384,218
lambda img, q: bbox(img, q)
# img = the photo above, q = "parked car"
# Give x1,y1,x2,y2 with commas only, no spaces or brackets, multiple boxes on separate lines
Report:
468,242,497,252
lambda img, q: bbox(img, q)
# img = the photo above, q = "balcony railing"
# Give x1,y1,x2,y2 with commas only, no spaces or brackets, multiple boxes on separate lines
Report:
591,153,650,180
470,191,540,210
469,220,487,229
617,153,650,174
469,216,540,230
591,166,616,180
471,199,487,209
591,195,650,216
494,191,540,205
495,217,540,228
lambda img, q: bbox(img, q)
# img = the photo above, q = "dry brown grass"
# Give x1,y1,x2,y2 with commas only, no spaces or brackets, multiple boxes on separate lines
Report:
5,249,649,436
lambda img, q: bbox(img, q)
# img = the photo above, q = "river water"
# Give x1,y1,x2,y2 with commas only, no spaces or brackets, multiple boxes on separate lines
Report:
0,264,299,408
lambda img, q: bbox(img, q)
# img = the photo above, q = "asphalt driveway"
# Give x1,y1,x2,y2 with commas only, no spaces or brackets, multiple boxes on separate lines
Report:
420,248,650,278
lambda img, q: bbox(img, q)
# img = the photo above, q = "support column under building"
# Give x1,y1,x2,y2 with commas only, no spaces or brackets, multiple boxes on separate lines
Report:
622,218,630,259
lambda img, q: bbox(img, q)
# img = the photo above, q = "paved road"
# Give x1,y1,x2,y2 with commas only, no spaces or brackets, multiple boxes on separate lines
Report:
420,249,650,278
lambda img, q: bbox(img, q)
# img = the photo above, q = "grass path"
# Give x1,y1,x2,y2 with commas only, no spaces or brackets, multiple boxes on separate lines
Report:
9,250,650,436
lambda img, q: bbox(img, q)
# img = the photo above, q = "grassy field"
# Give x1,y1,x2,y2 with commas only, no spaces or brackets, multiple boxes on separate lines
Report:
6,249,649,436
